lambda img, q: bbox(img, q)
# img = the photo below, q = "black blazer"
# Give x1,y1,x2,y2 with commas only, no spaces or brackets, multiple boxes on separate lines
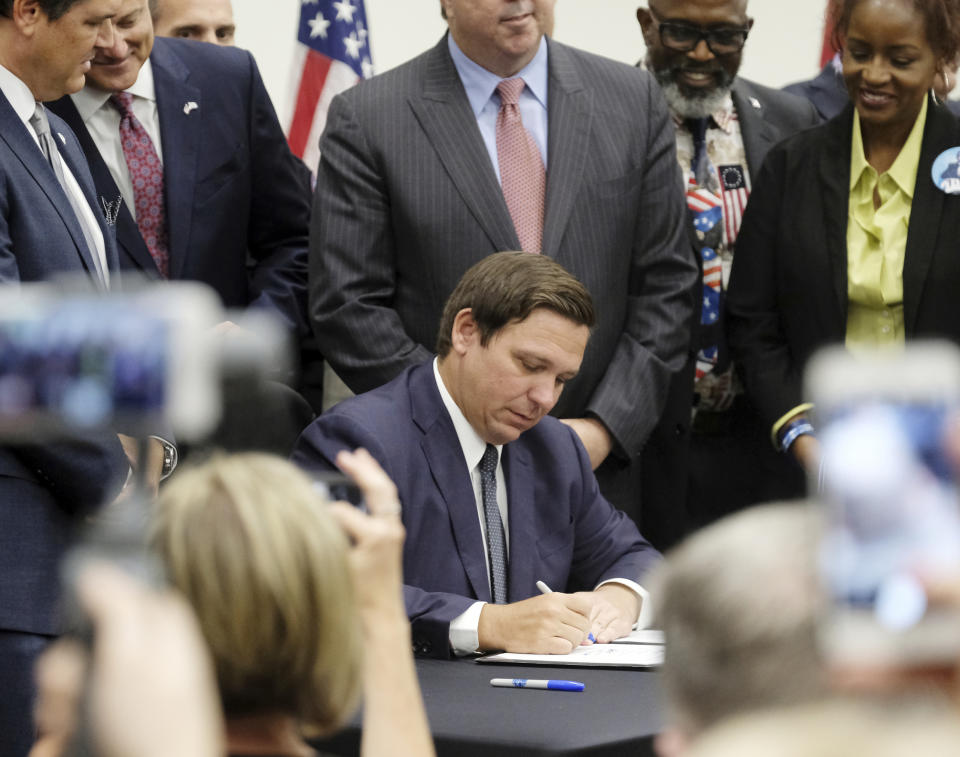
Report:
727,95,960,431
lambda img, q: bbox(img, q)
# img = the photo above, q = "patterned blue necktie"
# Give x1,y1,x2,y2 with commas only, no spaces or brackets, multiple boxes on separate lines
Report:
479,444,508,604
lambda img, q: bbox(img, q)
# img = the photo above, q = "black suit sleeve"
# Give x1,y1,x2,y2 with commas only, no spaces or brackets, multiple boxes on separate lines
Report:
243,52,312,339
726,147,804,432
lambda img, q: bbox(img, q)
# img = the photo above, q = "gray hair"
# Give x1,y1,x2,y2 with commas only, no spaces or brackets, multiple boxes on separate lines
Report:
652,502,826,738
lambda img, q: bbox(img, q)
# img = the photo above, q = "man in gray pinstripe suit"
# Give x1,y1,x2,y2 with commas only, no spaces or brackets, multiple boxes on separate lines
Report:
309,0,697,543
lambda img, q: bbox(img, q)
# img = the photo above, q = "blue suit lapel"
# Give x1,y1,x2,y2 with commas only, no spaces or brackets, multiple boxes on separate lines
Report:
409,37,519,252
0,95,105,287
409,363,492,603
542,39,591,262
152,40,201,280
502,442,535,602
49,96,157,276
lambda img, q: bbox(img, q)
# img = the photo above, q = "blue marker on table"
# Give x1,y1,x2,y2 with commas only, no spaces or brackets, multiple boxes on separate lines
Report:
537,580,596,643
490,678,585,692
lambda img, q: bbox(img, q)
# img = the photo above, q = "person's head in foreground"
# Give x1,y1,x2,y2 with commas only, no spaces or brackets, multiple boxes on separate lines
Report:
651,502,826,757
150,0,234,45
435,250,595,446
637,0,753,119
831,0,960,139
151,453,362,754
685,696,960,757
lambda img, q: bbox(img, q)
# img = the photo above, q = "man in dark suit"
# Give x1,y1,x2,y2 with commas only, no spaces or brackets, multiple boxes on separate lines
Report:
310,0,698,542
0,0,134,752
47,0,314,393
48,0,319,444
294,253,660,659
636,0,820,540
783,56,848,122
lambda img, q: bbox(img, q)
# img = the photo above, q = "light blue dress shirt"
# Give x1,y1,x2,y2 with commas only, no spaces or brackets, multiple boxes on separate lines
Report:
447,34,549,184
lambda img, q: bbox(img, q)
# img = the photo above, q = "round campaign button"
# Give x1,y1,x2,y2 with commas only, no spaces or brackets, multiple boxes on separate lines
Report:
931,147,960,194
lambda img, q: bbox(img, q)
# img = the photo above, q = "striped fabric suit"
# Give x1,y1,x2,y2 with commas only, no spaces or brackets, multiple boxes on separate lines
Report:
309,34,697,467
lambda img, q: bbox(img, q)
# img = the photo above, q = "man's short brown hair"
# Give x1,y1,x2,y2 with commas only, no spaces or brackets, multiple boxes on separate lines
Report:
435,251,595,357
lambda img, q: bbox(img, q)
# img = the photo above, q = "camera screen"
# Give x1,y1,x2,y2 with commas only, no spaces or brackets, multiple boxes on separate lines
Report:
0,300,168,432
819,402,960,632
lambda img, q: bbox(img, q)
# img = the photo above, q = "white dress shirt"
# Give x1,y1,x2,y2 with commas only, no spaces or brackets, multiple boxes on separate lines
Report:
69,60,162,220
433,360,651,655
0,63,109,287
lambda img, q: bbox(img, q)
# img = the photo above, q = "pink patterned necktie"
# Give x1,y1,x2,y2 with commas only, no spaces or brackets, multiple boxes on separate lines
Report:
495,78,545,254
110,92,169,277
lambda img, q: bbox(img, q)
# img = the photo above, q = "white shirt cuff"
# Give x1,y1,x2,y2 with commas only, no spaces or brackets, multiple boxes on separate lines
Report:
596,578,654,628
449,600,486,656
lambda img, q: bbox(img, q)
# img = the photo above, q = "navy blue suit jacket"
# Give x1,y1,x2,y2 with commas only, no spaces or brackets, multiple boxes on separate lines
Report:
292,361,660,658
49,37,311,336
0,91,129,636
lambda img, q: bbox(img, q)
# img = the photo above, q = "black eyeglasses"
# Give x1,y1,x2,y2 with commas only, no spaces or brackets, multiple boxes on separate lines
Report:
652,13,750,56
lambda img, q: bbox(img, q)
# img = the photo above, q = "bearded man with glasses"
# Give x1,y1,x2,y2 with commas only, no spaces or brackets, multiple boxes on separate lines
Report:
636,0,820,539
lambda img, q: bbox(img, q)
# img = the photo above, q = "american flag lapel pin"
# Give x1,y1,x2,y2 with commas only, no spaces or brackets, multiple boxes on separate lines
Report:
183,101,198,115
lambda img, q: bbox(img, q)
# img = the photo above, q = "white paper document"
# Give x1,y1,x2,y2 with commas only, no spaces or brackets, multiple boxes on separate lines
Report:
611,629,665,645
477,642,664,668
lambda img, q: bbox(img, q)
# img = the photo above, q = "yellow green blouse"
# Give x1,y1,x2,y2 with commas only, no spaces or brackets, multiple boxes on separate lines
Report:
845,96,927,352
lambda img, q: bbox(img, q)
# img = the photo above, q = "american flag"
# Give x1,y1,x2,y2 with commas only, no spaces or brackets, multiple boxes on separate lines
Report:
286,0,373,175
716,163,750,247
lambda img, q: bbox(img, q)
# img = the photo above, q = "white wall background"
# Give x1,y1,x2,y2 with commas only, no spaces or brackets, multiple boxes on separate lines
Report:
232,0,830,123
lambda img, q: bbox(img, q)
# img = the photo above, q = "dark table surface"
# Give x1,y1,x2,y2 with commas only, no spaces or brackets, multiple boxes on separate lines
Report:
314,656,664,756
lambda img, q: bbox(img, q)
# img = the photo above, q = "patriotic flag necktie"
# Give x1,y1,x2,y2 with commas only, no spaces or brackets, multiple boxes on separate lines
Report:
686,117,724,381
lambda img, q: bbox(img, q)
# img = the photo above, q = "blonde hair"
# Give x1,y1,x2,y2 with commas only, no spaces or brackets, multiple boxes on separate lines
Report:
151,453,362,735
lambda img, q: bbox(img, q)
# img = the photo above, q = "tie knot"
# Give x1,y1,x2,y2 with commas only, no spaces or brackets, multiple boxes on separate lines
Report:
29,103,50,138
497,78,526,106
480,444,499,474
110,92,135,117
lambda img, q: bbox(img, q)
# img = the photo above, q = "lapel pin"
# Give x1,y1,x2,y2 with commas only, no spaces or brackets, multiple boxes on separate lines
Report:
749,97,761,110
183,101,198,115
100,195,123,227
933,147,960,194
57,132,66,145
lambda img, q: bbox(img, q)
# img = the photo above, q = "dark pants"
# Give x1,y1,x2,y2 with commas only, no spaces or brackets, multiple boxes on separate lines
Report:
0,630,52,757
686,397,807,532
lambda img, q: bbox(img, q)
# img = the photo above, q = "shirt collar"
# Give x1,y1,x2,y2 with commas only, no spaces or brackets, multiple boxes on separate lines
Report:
70,58,157,123
0,62,39,127
447,33,549,117
433,358,502,472
850,95,927,198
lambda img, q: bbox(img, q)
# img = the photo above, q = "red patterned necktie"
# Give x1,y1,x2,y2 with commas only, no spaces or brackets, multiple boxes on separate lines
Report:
495,78,545,254
110,92,169,277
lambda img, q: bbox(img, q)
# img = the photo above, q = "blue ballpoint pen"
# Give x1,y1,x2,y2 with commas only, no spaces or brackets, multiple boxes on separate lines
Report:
490,678,585,692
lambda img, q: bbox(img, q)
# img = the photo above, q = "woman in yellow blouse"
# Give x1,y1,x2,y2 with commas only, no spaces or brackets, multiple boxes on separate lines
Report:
726,0,960,472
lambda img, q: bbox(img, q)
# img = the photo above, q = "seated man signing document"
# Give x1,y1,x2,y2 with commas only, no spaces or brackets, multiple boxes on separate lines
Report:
293,253,659,659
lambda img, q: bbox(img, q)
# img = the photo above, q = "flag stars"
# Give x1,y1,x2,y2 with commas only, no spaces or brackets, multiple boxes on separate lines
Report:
343,30,362,58
308,11,331,38
333,0,356,22
361,57,373,78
